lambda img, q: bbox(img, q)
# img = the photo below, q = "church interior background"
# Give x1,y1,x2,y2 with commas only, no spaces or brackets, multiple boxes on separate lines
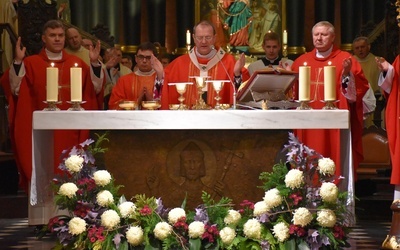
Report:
0,1,399,248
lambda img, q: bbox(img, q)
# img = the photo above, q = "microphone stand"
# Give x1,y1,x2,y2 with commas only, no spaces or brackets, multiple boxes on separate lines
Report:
213,46,237,110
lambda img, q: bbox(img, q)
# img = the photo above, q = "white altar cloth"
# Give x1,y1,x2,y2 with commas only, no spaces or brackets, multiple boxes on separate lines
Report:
30,110,352,225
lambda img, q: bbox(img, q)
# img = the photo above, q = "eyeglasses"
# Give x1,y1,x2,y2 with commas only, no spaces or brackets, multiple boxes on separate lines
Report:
194,36,214,42
136,55,152,61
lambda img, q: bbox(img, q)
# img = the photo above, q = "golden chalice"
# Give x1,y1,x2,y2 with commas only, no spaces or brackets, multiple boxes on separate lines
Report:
168,82,192,110
190,76,210,110
206,80,230,110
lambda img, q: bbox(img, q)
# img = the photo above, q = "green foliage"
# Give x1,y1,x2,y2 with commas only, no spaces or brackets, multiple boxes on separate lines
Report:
87,132,109,156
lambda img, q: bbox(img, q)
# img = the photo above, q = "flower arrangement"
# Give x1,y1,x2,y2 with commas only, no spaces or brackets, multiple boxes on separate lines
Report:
40,132,351,249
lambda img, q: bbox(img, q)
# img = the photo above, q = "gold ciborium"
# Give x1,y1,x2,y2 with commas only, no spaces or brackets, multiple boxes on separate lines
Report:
141,100,161,110
206,80,230,110
190,76,211,110
168,82,192,110
118,100,137,110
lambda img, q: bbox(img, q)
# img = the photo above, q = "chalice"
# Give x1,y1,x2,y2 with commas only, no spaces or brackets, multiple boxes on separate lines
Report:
168,82,192,110
190,76,210,110
206,80,230,110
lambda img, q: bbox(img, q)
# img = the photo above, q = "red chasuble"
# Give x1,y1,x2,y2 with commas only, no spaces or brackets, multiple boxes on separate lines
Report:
161,47,249,109
291,46,369,178
0,70,25,190
108,71,157,110
384,56,400,184
13,49,99,189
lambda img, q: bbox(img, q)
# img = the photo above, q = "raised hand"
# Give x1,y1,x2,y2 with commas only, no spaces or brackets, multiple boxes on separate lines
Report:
150,54,164,80
14,37,26,63
89,40,101,63
234,53,245,76
375,56,390,72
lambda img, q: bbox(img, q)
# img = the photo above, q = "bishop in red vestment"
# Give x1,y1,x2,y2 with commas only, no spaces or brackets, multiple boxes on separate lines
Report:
291,21,369,179
161,20,249,109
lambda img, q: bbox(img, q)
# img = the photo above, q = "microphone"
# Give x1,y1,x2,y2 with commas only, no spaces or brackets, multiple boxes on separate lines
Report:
212,46,237,110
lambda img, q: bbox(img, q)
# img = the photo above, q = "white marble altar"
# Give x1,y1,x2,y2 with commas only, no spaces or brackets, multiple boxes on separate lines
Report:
30,110,352,225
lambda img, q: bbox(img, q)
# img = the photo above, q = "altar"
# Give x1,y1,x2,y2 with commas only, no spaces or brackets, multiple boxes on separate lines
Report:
30,110,352,225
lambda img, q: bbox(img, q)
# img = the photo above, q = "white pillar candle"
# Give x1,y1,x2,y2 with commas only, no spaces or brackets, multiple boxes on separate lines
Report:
46,63,58,102
70,64,82,102
283,30,288,44
324,64,336,101
298,65,310,101
186,30,191,45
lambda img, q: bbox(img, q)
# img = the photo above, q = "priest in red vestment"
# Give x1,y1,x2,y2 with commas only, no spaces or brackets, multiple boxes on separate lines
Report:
0,70,24,189
109,42,164,110
161,20,250,110
377,55,400,198
8,20,104,192
291,21,369,179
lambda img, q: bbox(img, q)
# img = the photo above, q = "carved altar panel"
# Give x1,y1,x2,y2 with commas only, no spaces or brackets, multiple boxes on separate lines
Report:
103,130,288,209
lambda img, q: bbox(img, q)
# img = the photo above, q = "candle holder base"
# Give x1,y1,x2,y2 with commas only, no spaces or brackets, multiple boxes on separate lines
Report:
43,101,61,111
322,100,338,110
67,101,85,111
296,100,312,110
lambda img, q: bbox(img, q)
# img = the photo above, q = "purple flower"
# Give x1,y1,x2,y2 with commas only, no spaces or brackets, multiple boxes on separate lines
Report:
194,205,209,224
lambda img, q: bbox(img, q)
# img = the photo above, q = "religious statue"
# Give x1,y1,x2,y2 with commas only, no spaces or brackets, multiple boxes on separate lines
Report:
220,0,253,47
249,0,281,51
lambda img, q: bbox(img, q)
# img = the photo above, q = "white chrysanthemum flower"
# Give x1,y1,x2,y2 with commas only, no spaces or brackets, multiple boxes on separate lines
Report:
101,209,120,229
317,209,337,227
93,170,112,187
253,201,269,216
64,155,84,173
272,222,290,242
118,201,136,218
168,208,186,224
58,182,78,198
68,217,86,235
154,222,172,240
188,221,205,238
318,157,336,176
224,210,241,225
292,207,313,227
243,218,262,239
220,227,236,245
320,182,339,203
126,226,144,246
263,188,283,209
96,190,114,207
284,169,304,189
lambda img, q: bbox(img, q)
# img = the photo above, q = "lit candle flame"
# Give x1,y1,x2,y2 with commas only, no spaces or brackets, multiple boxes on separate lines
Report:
74,63,78,67
328,61,332,66
51,62,55,67
303,62,307,66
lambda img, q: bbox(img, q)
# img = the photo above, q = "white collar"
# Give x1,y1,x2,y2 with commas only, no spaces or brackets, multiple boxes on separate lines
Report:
45,48,62,60
316,45,333,58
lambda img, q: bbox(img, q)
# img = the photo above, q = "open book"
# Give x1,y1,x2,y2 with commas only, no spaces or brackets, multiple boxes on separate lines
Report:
237,67,297,102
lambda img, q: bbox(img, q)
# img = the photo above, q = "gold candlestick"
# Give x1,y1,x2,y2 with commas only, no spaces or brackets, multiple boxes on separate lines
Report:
43,101,61,111
322,100,338,110
296,100,312,110
282,44,288,58
67,101,85,111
